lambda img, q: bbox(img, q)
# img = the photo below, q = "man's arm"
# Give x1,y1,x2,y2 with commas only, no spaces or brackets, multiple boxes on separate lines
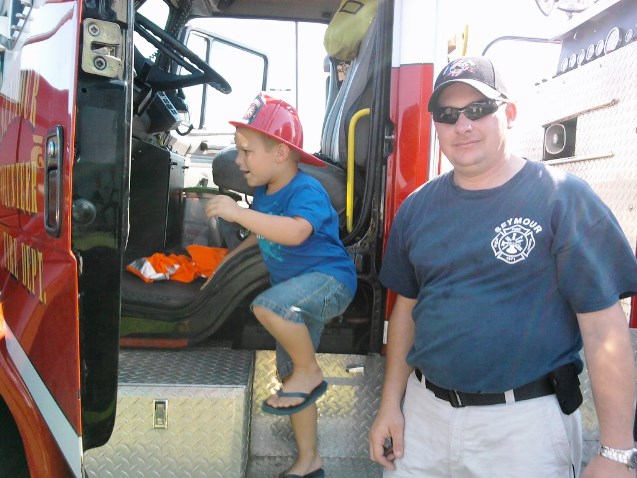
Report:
578,301,637,478
369,294,417,469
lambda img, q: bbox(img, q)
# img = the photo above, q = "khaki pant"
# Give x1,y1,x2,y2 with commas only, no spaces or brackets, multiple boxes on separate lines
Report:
385,372,582,478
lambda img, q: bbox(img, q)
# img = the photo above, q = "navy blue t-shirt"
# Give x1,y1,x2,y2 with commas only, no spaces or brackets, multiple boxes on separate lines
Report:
253,170,357,296
380,160,637,393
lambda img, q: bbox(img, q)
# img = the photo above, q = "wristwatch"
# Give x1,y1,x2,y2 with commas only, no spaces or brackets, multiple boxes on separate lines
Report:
599,445,637,468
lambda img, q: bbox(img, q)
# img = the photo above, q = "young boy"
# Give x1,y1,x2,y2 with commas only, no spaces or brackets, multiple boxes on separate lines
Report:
204,93,357,478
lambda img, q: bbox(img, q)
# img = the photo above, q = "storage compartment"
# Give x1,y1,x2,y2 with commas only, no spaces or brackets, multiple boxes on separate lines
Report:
83,348,254,477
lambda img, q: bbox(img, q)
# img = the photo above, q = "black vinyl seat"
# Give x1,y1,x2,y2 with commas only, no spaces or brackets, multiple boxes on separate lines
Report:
320,15,378,171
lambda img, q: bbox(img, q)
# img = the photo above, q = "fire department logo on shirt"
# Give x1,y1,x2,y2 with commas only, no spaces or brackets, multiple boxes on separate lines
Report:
491,218,541,264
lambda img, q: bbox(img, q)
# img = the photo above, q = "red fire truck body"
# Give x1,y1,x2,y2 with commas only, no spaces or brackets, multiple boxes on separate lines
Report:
0,0,635,476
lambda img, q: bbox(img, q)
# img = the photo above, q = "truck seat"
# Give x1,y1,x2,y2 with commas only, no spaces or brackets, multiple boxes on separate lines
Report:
320,15,378,170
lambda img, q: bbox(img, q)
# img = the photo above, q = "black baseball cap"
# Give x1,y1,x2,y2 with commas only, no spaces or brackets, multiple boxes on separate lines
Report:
427,56,509,111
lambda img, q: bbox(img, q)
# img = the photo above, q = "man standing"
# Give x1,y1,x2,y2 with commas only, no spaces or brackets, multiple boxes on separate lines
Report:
369,56,637,477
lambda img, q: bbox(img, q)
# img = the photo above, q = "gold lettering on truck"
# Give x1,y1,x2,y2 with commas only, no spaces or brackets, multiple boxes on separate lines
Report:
0,160,39,213
2,232,19,280
20,242,46,304
0,70,39,139
1,232,47,305
0,70,41,213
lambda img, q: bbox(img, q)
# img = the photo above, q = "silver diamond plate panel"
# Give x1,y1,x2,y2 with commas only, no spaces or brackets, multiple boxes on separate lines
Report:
250,351,385,460
515,41,637,251
117,347,254,387
84,347,254,477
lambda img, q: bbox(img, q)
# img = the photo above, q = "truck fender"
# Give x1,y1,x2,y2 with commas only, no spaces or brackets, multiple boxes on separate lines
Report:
0,325,73,477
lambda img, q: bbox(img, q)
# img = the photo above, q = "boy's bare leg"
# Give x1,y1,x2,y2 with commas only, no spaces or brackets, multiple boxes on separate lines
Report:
252,306,324,409
285,403,323,476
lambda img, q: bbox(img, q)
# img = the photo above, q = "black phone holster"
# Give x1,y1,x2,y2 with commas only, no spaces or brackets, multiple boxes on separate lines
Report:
548,362,583,415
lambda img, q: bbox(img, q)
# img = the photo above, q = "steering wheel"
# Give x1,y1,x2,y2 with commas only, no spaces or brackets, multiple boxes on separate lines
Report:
134,12,232,94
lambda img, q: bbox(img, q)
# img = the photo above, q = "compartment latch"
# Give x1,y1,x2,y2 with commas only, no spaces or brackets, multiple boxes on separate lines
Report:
153,399,168,429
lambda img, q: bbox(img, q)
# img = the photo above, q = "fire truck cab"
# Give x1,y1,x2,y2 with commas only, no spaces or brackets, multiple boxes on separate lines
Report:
0,0,635,476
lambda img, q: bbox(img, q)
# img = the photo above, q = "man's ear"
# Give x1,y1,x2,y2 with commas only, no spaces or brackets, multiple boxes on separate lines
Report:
505,101,517,129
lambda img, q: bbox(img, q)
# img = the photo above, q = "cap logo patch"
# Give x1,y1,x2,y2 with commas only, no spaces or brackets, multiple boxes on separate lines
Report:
443,58,477,79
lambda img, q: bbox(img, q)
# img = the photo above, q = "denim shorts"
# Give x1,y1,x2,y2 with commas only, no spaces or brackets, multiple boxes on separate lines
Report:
251,271,354,379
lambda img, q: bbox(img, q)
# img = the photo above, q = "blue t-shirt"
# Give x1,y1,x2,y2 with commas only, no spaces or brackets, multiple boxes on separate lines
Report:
253,170,357,296
380,160,637,393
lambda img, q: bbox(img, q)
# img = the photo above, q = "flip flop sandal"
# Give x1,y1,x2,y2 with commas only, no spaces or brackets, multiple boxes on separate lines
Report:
262,380,328,416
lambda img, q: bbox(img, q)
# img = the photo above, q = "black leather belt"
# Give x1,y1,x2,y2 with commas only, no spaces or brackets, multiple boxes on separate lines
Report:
415,368,554,408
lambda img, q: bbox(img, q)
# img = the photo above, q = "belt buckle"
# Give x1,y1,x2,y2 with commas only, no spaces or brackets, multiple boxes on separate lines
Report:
448,389,464,408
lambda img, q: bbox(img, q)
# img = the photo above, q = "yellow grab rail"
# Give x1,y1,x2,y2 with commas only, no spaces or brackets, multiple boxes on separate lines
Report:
346,107,370,233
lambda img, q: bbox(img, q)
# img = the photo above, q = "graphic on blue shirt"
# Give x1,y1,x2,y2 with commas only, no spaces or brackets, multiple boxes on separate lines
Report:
257,233,284,262
257,210,284,262
252,171,357,296
491,217,541,264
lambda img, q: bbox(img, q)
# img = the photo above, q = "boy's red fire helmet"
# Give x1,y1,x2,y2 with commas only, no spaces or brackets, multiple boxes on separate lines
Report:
229,92,326,167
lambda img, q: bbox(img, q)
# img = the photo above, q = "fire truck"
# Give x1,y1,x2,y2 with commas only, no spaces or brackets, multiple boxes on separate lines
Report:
0,0,635,476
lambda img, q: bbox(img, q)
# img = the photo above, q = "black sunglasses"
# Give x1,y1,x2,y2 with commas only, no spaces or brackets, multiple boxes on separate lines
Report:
432,98,507,125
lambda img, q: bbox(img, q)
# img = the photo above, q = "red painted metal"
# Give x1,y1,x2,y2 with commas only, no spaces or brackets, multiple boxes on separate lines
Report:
382,63,436,320
0,319,74,477
0,2,82,439
384,63,435,249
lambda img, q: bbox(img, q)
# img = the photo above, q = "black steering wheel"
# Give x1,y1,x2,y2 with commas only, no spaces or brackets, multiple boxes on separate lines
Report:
134,12,231,94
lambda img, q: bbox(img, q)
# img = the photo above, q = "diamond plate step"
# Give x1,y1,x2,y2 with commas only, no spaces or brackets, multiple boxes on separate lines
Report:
84,347,254,478
250,351,385,462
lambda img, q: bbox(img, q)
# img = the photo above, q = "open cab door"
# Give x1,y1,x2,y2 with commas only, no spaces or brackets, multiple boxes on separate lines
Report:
0,0,132,475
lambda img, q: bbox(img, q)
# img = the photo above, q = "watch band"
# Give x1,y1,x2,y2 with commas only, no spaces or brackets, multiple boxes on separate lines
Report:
599,445,637,469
